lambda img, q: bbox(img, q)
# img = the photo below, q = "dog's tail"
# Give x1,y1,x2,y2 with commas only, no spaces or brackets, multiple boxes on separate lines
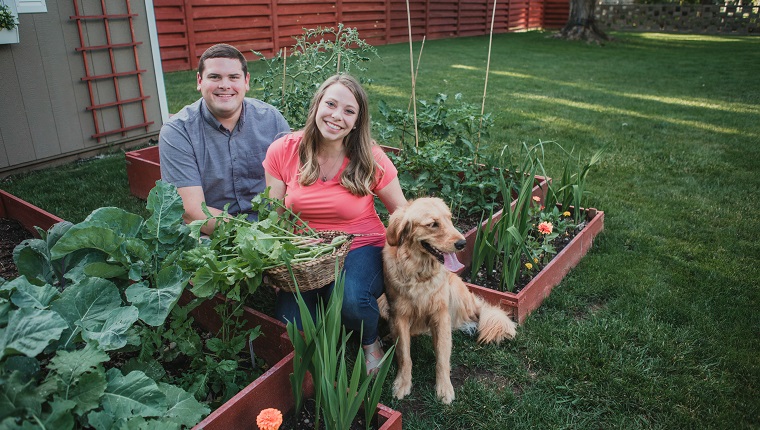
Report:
477,302,517,344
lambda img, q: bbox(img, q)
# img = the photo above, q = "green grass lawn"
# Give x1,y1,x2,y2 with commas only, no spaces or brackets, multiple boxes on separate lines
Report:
3,31,759,428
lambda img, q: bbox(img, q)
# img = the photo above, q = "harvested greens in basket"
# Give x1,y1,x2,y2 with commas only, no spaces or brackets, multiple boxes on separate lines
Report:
180,189,351,301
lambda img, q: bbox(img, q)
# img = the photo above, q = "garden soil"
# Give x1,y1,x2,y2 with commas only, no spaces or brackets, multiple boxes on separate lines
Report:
0,218,32,280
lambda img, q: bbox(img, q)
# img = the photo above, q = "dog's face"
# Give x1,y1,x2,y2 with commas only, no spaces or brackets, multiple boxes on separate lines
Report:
386,197,466,269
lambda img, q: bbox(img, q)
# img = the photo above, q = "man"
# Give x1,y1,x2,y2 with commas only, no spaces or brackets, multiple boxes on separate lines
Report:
159,43,290,234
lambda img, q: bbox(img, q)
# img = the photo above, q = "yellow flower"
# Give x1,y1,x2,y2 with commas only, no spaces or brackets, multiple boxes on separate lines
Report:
563,211,571,217
525,262,533,270
257,408,283,430
533,258,539,264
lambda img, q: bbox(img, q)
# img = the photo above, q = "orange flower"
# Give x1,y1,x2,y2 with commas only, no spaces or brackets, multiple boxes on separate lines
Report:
538,221,553,235
532,196,541,203
257,408,283,430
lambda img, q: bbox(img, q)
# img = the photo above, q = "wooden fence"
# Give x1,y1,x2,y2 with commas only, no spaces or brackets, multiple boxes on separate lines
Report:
154,0,570,72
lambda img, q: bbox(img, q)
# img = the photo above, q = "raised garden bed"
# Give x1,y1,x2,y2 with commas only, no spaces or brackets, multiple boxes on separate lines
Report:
0,189,64,235
464,207,605,324
0,188,399,428
125,145,161,199
0,190,65,279
195,343,402,430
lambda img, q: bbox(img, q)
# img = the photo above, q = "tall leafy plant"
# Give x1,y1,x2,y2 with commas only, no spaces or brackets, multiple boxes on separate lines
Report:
469,149,539,292
285,263,395,430
252,24,377,128
375,92,494,154
542,147,605,224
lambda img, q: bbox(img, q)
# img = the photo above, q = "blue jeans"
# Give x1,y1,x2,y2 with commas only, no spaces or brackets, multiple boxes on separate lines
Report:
274,246,385,345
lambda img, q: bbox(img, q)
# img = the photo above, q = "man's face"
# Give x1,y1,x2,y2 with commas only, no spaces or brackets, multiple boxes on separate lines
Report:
197,57,250,124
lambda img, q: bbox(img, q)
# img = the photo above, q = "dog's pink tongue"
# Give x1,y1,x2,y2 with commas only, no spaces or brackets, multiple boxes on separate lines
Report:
443,252,465,272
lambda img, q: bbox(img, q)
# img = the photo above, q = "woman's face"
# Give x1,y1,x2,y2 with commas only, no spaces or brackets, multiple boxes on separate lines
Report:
315,83,359,146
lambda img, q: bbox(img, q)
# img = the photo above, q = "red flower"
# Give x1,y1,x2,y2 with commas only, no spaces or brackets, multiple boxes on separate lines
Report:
538,221,553,235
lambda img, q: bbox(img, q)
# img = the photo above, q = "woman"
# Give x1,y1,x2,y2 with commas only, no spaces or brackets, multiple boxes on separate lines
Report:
263,74,407,374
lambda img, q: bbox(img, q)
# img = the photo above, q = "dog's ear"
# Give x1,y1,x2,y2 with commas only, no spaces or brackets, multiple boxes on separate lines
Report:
386,205,410,247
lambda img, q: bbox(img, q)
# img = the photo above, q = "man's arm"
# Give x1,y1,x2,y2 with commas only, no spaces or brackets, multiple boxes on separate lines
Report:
176,186,224,235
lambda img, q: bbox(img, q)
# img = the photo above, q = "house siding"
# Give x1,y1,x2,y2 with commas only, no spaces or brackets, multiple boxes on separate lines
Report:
0,0,163,176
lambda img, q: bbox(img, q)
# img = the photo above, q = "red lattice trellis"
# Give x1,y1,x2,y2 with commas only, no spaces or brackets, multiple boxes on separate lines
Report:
71,0,153,141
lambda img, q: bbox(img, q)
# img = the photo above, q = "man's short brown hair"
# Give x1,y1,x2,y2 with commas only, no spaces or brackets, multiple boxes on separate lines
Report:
198,43,248,76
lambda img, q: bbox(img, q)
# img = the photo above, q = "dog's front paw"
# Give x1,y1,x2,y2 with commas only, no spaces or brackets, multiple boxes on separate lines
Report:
392,374,412,400
436,380,455,404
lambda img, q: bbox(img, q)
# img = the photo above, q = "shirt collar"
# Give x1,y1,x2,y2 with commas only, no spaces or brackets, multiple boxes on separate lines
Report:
200,98,246,132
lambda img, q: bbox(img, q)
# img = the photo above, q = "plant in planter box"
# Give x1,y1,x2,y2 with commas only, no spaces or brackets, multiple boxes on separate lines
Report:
541,146,605,225
468,146,604,293
375,92,493,155
0,181,216,428
251,24,377,129
285,266,395,430
0,181,301,428
378,140,508,225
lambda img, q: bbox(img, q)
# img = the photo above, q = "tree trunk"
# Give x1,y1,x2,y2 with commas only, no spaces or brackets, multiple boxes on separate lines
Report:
554,0,610,43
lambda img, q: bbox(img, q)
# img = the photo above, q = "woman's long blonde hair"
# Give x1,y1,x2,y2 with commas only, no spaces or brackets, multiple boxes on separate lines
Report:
298,74,381,196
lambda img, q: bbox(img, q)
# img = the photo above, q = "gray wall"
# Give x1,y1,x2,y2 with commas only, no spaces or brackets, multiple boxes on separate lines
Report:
0,0,163,176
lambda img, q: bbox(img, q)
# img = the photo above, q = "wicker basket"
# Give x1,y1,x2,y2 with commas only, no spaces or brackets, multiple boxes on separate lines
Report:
264,231,353,293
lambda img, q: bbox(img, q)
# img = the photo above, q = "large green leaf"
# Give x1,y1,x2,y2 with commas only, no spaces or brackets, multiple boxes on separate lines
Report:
0,307,67,360
82,207,144,238
66,371,108,416
100,369,165,419
51,277,120,333
143,181,186,245
0,370,44,421
61,251,108,286
189,266,217,298
46,344,109,391
9,280,59,309
82,262,129,279
51,277,136,350
125,264,188,326
81,306,139,351
12,239,54,286
158,382,210,427
41,396,76,430
49,226,125,261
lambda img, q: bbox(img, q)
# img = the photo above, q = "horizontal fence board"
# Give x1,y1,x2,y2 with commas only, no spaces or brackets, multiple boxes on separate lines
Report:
155,0,572,71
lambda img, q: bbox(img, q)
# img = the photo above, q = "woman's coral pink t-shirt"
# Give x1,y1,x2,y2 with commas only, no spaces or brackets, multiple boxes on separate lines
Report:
263,131,397,249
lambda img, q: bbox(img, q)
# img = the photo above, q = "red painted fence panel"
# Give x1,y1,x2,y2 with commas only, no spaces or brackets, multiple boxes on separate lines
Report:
154,0,570,72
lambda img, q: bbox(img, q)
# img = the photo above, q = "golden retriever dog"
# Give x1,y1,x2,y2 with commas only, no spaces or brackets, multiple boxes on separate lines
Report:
381,197,517,404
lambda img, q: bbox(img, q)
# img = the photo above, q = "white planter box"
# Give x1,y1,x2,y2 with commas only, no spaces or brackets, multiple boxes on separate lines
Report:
0,0,19,45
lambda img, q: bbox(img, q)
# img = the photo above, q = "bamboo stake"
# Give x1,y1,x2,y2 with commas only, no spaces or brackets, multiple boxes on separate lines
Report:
281,47,287,116
401,36,425,149
337,51,341,74
405,0,419,149
407,36,425,112
476,0,497,164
